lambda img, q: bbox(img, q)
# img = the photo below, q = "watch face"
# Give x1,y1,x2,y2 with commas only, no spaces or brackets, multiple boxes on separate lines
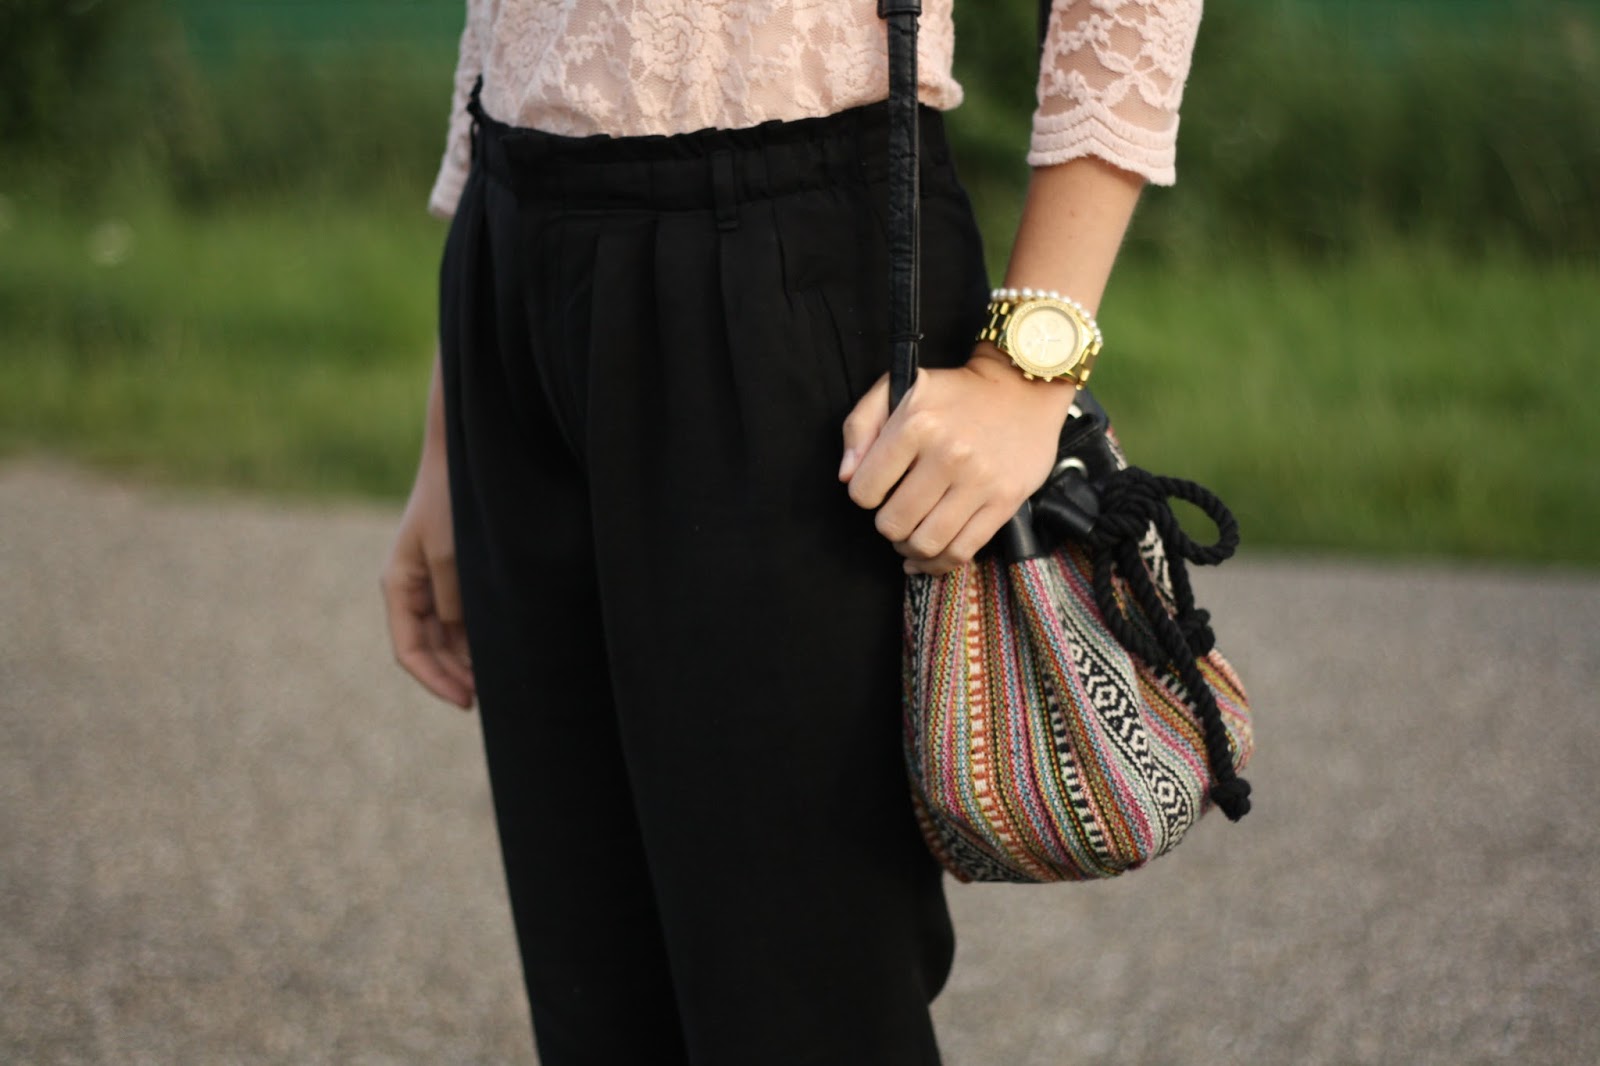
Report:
1010,303,1083,374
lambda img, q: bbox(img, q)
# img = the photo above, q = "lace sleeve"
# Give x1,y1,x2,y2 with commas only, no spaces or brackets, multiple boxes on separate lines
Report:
427,3,486,219
1027,0,1203,185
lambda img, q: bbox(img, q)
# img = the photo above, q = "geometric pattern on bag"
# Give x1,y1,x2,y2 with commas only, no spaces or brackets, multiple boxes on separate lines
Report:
903,434,1254,884
878,0,1253,885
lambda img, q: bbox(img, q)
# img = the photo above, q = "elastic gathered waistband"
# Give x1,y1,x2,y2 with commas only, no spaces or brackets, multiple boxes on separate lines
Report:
467,81,957,212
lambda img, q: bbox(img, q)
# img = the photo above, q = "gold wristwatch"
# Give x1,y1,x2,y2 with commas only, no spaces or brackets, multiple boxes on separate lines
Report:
976,287,1103,385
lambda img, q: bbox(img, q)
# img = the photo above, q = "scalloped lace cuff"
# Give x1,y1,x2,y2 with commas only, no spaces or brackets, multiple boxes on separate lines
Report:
1027,99,1179,186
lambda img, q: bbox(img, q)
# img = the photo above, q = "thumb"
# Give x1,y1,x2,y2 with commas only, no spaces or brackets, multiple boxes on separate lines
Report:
426,540,476,697
427,547,465,627
839,372,892,481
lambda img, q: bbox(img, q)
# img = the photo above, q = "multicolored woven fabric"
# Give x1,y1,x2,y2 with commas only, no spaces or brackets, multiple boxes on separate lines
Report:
903,535,1253,883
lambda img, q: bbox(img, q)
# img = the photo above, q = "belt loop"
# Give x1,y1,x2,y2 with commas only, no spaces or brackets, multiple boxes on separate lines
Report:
710,149,739,231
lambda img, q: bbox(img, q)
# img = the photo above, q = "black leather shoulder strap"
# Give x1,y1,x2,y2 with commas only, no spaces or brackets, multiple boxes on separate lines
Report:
880,0,1053,411
880,0,922,411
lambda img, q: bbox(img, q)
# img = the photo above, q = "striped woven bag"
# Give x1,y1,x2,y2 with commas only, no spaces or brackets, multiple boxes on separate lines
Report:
878,0,1252,883
901,392,1254,883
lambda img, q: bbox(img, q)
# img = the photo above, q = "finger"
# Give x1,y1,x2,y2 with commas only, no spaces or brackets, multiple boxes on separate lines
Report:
380,560,428,660
839,373,892,481
848,401,938,511
420,615,476,707
403,629,476,709
383,568,475,709
893,478,990,562
436,619,477,695
875,458,956,548
904,502,1015,575
424,549,476,697
427,546,465,626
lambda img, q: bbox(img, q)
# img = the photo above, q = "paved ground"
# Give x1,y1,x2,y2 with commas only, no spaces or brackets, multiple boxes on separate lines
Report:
2,460,1597,1065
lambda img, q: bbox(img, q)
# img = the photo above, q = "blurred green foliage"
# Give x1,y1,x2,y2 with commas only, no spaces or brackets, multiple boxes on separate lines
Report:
0,0,454,210
949,0,1600,264
0,202,440,496
2,0,1597,564
0,0,136,144
2,0,1597,261
4,198,1594,562
1158,1,1600,261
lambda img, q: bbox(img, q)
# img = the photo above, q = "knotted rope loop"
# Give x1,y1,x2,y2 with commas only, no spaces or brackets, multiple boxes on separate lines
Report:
1085,466,1251,821
1178,607,1215,656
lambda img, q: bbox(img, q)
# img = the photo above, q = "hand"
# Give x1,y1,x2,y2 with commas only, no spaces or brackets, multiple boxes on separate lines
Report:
381,444,476,708
839,345,1076,575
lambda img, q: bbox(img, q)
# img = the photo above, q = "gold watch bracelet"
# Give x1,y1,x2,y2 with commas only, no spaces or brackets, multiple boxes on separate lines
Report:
976,287,1105,386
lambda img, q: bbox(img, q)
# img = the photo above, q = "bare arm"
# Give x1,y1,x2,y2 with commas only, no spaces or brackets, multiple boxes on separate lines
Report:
838,156,1144,574
381,347,476,707
1003,157,1145,328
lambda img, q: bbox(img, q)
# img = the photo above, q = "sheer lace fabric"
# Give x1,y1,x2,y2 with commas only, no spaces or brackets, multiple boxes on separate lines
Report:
429,0,1202,217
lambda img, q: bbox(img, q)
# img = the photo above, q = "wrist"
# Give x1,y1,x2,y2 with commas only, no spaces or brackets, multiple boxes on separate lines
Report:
966,342,1080,421
422,347,450,458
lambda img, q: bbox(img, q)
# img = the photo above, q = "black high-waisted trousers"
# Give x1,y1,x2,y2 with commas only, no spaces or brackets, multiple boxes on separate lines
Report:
437,92,990,1066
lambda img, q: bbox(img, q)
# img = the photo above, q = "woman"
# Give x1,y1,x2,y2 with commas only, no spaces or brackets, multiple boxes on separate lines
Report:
381,2,1202,1062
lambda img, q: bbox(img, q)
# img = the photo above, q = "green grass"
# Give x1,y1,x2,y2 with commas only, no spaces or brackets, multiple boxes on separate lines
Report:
0,200,445,496
2,200,1596,564
1093,246,1600,564
4,1,1594,569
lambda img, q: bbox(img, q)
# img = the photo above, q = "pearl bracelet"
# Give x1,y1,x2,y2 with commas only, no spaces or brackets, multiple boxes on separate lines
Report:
990,287,1104,349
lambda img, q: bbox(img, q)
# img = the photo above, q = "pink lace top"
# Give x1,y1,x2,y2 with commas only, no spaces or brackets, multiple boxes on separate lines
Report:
429,0,1203,217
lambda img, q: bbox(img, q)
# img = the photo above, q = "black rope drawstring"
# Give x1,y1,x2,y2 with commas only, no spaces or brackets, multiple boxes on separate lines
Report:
1085,467,1253,821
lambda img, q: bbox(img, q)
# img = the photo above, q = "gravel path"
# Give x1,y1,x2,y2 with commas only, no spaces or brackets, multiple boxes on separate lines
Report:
3,460,1596,1065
